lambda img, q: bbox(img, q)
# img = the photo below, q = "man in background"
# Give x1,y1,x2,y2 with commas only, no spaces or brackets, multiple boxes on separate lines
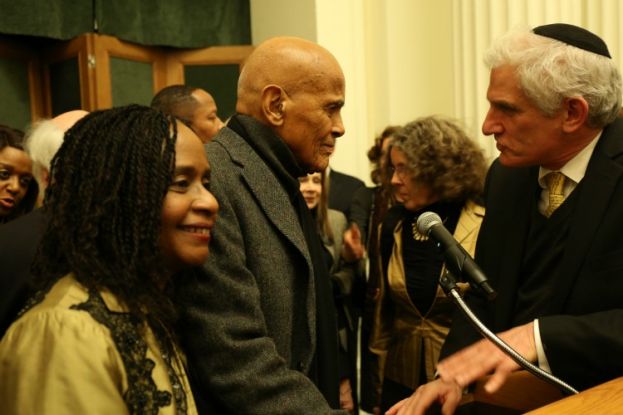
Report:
327,167,365,220
151,84,224,142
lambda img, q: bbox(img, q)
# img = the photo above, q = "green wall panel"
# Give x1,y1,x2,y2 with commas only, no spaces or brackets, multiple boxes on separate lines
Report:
49,57,81,117
184,64,239,121
110,57,153,107
0,57,31,130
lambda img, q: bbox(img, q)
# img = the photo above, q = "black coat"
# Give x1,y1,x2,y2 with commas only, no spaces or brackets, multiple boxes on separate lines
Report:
0,208,46,337
328,169,365,220
441,118,623,390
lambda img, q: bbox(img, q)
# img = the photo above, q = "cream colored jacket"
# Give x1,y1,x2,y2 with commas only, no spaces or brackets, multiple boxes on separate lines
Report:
369,201,485,390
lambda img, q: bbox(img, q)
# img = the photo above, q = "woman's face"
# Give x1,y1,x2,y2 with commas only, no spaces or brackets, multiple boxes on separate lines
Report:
389,147,436,211
159,123,219,274
299,172,322,210
0,146,33,218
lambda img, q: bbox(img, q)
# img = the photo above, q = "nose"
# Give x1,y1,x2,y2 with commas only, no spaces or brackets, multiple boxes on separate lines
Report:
332,114,345,138
5,175,20,195
299,181,311,192
482,107,502,136
193,187,219,218
216,117,225,131
390,169,402,186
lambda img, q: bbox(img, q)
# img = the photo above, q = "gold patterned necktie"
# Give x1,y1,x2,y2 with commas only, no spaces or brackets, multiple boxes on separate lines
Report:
544,171,566,217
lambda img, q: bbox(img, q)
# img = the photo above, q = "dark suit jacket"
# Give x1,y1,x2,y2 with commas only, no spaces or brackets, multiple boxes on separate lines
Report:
177,119,344,414
441,118,623,390
0,208,45,337
328,169,365,220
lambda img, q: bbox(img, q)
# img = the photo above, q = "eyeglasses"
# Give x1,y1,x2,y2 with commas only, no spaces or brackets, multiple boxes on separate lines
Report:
389,165,410,181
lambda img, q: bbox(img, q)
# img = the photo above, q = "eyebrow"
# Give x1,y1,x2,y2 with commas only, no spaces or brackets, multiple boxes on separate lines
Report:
173,165,211,175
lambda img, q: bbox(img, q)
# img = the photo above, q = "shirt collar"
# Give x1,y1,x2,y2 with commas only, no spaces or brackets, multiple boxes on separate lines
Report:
538,131,602,188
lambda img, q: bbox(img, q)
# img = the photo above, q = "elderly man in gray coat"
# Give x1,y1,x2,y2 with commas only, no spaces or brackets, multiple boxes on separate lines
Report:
177,37,350,414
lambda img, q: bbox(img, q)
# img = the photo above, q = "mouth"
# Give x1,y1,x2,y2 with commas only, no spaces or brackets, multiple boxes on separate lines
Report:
179,225,212,240
0,198,15,209
321,142,335,153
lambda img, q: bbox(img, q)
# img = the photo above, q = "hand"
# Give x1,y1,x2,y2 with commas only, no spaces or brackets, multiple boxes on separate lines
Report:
437,322,537,394
385,378,463,415
339,378,355,413
342,222,365,262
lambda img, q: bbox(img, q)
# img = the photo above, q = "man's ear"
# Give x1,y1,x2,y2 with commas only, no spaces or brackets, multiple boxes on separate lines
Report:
562,96,589,133
261,85,286,126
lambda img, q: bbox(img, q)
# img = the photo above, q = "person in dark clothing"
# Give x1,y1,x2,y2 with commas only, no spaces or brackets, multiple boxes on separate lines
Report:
299,170,360,413
175,36,349,414
151,84,224,143
0,111,87,338
389,24,623,415
327,168,365,219
345,125,399,414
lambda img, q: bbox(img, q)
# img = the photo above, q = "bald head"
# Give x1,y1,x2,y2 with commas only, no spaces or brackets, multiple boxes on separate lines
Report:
237,37,344,117
51,110,89,133
236,36,346,173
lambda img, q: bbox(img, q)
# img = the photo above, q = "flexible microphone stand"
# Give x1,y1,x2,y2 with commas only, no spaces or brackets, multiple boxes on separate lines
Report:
438,271,579,395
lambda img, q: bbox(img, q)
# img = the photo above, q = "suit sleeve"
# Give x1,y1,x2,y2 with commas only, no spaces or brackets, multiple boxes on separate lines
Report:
177,159,344,414
539,310,623,390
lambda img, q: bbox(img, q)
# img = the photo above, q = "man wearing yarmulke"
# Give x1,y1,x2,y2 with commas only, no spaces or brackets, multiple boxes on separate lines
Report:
387,23,623,415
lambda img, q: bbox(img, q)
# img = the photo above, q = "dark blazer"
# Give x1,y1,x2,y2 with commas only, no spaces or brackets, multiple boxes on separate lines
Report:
0,208,45,337
328,169,365,219
441,118,623,390
177,122,344,414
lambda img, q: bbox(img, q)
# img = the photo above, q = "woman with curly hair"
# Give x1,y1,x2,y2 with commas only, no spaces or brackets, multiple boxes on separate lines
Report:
369,115,487,412
0,105,218,415
0,125,37,225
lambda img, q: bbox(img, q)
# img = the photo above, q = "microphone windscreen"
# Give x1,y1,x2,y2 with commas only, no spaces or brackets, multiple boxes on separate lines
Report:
416,211,442,235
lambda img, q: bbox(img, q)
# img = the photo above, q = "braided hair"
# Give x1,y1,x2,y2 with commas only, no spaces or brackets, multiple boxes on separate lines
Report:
32,104,180,350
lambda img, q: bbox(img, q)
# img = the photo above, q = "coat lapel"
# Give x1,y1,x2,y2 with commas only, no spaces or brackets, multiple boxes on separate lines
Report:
488,165,539,329
549,121,623,312
224,129,311,265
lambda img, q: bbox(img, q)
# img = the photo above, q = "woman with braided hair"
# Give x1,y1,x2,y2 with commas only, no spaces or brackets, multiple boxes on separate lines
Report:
0,105,218,415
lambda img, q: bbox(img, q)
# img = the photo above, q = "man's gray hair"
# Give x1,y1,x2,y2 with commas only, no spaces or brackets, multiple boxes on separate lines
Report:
484,26,622,128
24,119,64,185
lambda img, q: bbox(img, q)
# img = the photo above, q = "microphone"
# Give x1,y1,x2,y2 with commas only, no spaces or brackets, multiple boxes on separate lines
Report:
416,211,496,300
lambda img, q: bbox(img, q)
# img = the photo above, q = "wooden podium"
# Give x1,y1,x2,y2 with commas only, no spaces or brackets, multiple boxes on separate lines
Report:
453,371,564,415
526,376,623,414
440,371,623,414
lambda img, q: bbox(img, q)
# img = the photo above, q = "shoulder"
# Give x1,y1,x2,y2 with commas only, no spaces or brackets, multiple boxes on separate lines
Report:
2,277,118,364
485,158,536,196
207,127,248,163
595,118,623,162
